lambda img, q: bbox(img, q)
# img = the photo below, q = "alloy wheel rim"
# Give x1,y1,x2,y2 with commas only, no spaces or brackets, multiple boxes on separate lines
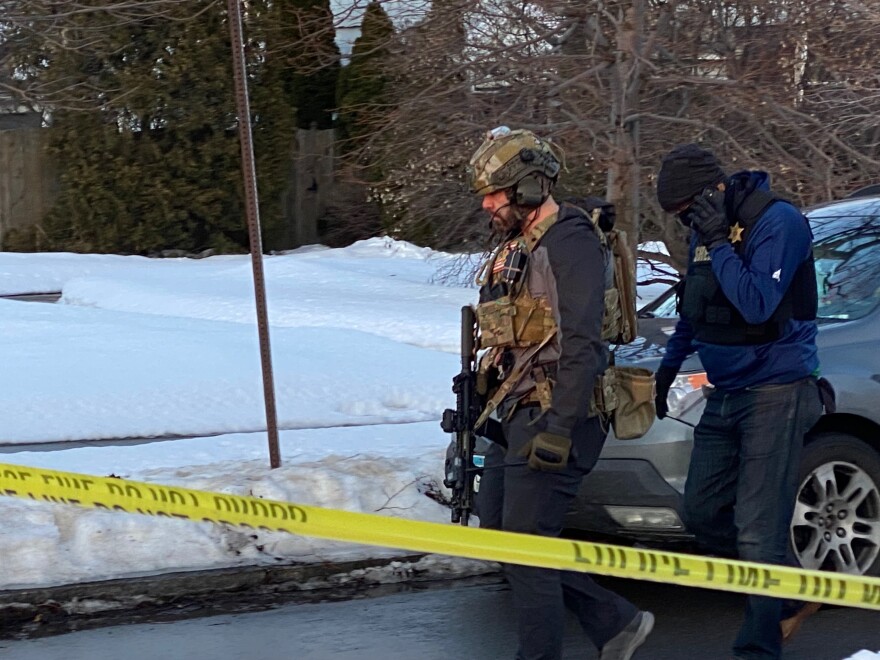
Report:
791,460,880,574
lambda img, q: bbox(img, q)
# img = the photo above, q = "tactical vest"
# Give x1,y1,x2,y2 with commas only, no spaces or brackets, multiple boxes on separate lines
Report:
475,205,627,350
680,189,818,345
474,215,559,351
473,206,619,425
471,213,560,427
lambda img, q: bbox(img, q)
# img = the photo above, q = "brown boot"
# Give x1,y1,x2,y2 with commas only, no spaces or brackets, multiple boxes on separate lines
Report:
781,602,822,643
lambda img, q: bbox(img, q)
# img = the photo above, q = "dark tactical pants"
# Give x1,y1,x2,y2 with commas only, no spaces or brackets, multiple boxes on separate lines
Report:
683,377,823,660
476,406,638,660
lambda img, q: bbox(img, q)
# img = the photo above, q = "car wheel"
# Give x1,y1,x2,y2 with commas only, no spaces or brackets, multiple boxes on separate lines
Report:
791,432,880,576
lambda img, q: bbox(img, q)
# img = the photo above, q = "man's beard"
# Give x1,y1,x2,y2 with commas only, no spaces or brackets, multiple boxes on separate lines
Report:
488,203,533,235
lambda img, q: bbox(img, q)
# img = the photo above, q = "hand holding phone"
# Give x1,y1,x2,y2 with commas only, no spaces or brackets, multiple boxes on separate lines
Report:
691,187,728,250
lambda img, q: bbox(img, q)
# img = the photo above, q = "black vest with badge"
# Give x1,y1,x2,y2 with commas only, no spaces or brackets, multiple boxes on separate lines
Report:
679,186,817,345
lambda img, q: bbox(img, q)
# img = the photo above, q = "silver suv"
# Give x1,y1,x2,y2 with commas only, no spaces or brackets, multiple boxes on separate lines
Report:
566,194,880,577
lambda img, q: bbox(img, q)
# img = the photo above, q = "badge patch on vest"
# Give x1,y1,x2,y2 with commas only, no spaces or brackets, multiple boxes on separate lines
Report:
694,245,711,263
728,222,745,244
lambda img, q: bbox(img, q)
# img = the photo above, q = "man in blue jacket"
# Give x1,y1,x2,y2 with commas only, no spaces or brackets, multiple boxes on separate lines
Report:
654,144,824,659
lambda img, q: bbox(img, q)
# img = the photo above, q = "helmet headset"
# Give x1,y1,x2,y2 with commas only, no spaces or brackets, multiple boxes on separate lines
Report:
469,127,562,209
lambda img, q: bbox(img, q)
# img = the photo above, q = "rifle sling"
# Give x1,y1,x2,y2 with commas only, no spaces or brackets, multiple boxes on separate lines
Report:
473,328,557,429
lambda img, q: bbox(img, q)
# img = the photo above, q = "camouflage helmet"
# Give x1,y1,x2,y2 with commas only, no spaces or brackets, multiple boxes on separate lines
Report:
469,126,561,196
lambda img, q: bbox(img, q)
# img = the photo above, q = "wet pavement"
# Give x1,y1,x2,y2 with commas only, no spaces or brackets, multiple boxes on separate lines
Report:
0,575,877,659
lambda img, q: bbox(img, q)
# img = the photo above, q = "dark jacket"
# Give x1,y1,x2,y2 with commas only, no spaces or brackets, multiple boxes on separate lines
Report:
503,203,608,431
661,171,819,390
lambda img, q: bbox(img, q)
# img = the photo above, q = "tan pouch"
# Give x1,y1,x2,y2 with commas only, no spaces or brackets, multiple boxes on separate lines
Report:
475,296,556,349
590,368,619,417
601,287,622,343
610,366,656,440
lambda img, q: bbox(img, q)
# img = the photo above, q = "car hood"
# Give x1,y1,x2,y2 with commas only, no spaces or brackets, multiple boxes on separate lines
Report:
616,315,849,374
613,316,706,372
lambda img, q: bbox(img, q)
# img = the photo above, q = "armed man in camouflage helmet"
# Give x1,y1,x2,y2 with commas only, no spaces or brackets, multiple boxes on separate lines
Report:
466,126,654,660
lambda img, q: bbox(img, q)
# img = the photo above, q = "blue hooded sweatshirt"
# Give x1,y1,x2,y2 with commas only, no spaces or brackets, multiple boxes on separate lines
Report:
660,171,819,390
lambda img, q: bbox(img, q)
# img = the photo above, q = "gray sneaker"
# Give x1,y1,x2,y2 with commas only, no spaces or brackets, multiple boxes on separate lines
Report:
599,611,655,660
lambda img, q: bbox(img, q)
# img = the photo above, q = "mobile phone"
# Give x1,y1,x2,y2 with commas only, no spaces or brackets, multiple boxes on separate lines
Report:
701,182,726,199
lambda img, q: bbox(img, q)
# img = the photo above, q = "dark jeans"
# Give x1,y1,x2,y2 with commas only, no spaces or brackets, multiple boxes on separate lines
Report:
683,377,823,660
476,407,638,660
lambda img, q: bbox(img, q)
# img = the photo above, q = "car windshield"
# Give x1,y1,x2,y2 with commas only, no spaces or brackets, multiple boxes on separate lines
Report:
809,200,880,322
636,197,880,325
646,289,678,318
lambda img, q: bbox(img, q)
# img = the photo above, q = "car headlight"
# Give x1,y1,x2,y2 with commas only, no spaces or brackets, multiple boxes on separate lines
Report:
667,371,710,417
605,506,685,530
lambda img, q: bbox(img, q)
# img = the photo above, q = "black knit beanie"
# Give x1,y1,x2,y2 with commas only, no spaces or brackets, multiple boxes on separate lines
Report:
656,144,726,212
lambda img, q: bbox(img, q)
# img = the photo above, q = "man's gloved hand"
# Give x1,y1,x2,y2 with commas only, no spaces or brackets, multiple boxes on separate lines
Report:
654,366,678,420
690,189,729,250
519,422,571,471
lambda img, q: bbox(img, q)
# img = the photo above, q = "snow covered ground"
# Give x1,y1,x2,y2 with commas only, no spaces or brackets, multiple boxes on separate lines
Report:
0,239,480,590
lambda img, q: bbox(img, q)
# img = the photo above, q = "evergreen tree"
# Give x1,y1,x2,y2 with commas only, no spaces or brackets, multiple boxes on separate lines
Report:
31,1,298,254
336,1,394,147
278,0,340,129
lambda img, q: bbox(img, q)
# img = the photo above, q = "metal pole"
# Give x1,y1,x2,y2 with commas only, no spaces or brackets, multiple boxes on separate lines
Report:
227,0,281,468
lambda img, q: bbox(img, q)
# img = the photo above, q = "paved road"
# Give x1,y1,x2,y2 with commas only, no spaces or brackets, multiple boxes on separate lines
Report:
0,576,876,660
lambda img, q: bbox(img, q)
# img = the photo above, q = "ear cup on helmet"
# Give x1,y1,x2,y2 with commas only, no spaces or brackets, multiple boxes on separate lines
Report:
513,175,545,207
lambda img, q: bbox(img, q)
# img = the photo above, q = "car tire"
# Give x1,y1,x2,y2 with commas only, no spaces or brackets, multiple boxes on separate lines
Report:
791,432,880,576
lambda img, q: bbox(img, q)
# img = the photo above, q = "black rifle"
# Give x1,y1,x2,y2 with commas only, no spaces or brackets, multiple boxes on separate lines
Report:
441,305,480,526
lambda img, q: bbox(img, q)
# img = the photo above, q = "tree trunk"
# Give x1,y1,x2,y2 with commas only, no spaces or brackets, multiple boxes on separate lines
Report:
606,2,644,253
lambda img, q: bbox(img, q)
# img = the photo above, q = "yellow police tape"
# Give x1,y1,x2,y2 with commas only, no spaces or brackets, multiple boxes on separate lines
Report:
3,461,880,610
